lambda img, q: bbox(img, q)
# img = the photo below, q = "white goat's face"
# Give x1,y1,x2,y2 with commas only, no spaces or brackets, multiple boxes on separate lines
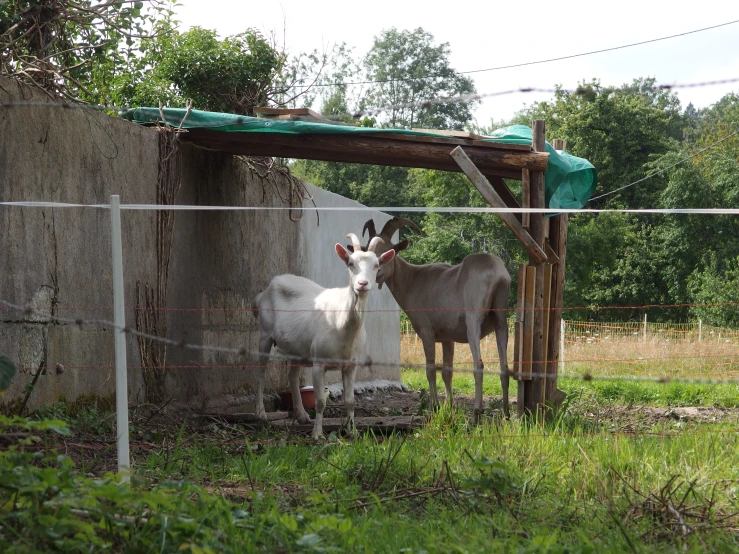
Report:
335,243,395,295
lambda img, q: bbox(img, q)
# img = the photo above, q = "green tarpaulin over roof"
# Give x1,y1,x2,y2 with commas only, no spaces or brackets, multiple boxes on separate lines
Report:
121,108,597,210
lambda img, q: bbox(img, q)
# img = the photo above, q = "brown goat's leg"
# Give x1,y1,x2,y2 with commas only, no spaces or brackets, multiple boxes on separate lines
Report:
466,318,484,421
421,336,439,410
441,341,455,408
493,311,511,418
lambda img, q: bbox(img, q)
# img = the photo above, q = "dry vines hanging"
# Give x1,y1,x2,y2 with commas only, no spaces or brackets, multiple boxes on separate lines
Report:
135,124,182,404
237,156,319,225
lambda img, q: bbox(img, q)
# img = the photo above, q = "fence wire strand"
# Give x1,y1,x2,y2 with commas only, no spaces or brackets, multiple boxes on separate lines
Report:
3,299,738,385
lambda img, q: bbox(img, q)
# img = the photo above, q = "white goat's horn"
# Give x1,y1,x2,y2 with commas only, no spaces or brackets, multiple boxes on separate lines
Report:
367,236,385,252
346,233,362,252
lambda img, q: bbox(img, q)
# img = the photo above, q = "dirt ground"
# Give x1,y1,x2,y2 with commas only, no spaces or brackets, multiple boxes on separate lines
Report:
15,389,739,478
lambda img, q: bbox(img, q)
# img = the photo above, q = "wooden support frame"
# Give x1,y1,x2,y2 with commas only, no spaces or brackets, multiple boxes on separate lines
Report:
182,128,548,178
451,147,549,264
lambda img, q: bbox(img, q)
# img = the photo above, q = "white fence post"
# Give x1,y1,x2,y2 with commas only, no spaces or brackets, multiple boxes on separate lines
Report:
560,318,565,374
643,313,647,342
110,195,131,482
698,319,702,344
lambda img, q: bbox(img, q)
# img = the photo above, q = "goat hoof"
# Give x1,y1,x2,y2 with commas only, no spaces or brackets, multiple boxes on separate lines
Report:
255,410,268,421
341,421,357,438
294,410,311,424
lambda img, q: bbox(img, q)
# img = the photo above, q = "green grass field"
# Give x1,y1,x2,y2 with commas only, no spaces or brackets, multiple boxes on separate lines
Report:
3,330,739,552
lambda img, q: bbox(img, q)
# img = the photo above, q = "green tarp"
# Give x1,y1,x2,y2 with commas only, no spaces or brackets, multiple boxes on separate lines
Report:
121,108,597,210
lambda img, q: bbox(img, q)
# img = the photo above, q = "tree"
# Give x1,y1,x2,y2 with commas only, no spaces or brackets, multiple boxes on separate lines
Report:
0,0,170,102
513,78,684,209
113,25,290,114
362,27,477,130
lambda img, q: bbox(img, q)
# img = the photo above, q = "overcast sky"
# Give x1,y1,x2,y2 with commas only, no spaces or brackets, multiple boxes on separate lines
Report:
175,0,739,125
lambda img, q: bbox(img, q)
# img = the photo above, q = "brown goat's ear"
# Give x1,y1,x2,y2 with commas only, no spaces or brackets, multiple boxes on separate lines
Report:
393,239,409,253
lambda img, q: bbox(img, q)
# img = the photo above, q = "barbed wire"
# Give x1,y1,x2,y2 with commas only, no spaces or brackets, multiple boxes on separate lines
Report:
3,300,738,314
3,200,739,215
2,299,738,385
3,76,739,126
286,19,739,88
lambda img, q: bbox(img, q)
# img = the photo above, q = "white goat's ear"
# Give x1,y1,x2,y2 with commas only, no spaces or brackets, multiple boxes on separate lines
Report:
335,243,351,264
378,249,395,266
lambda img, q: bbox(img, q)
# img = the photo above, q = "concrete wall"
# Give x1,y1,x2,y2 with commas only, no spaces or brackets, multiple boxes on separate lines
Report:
0,77,400,412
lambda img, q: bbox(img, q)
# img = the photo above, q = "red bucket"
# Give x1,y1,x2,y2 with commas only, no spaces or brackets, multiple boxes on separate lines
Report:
279,386,317,410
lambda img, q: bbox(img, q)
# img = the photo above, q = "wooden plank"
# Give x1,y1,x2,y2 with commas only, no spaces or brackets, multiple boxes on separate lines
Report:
199,411,290,423
410,127,483,140
545,213,569,408
551,138,566,151
372,132,534,151
253,106,326,119
514,263,527,379
451,146,548,263
261,114,356,126
526,119,547,417
544,240,559,264
181,129,546,178
513,321,523,381
522,169,531,229
522,265,536,380
542,264,553,404
272,416,425,435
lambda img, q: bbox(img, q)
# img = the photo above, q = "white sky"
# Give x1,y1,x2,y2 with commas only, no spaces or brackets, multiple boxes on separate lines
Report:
175,0,739,125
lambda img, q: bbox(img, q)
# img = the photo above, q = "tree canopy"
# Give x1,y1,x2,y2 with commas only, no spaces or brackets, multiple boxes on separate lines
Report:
2,3,738,325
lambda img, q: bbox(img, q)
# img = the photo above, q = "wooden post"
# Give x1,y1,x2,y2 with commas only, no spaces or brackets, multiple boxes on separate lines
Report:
545,213,569,408
544,137,569,410
525,120,547,417
541,264,553,404
515,264,526,417
522,169,531,230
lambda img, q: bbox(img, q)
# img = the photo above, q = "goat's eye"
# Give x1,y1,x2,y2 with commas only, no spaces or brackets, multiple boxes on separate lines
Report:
374,264,379,270
348,262,354,267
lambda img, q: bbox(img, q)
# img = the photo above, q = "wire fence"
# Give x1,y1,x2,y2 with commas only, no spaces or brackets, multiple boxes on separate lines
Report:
401,318,739,380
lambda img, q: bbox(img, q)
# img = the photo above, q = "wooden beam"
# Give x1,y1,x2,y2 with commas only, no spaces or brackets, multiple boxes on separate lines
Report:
522,266,536,382
525,119,547,417
485,174,523,223
181,129,547,178
544,241,560,264
451,146,548,264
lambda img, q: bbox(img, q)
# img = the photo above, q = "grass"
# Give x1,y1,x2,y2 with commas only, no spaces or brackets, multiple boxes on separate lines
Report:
5,391,739,553
3,330,739,552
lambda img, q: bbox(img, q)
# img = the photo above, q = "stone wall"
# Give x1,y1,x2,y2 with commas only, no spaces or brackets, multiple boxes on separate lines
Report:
0,78,400,412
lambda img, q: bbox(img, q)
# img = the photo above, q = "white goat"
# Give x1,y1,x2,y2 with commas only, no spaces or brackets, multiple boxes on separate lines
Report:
253,233,395,438
353,218,511,417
